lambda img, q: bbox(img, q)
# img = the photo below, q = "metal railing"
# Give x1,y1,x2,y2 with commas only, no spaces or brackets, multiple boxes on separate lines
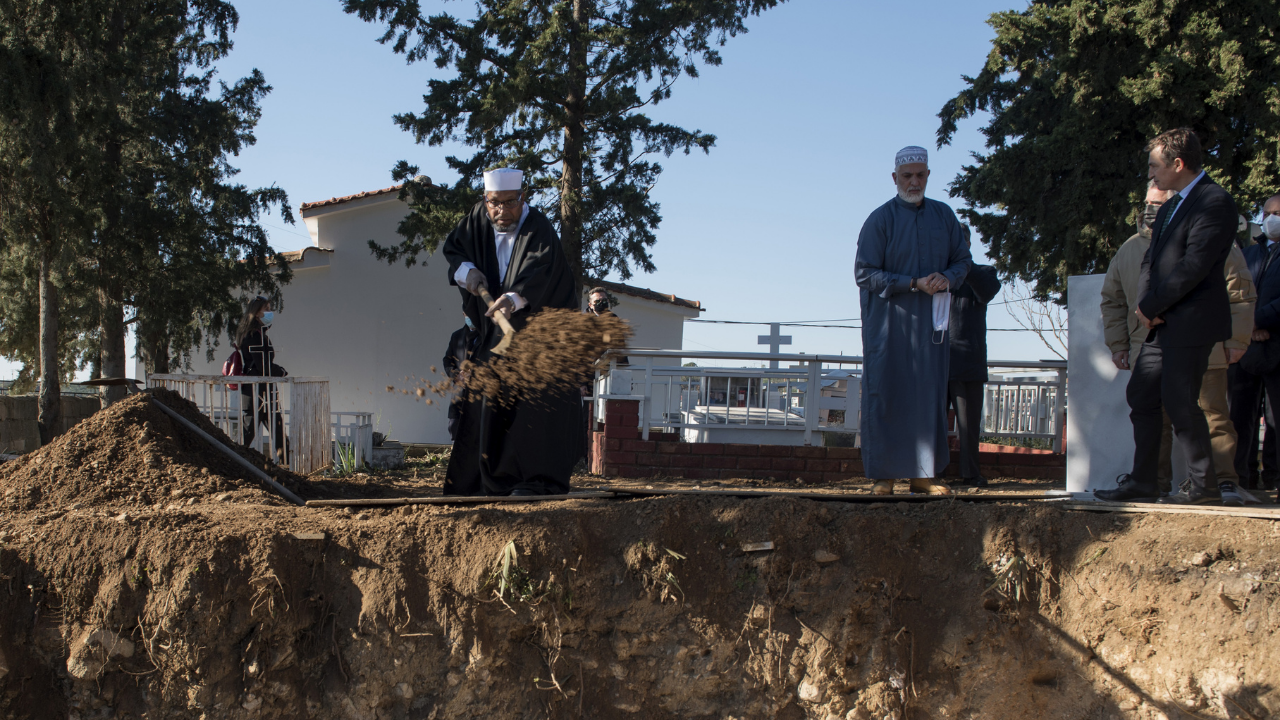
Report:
592,350,1067,451
148,374,348,474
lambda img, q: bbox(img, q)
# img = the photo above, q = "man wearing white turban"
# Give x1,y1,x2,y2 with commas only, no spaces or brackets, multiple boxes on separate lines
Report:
855,146,972,495
442,168,582,496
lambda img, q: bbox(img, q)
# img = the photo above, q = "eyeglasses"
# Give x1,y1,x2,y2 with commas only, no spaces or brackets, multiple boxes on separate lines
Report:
485,197,522,210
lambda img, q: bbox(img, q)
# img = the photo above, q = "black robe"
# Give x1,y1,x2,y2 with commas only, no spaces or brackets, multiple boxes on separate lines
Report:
442,201,581,496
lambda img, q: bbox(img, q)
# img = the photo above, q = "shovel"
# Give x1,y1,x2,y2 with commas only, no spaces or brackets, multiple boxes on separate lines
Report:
478,287,517,355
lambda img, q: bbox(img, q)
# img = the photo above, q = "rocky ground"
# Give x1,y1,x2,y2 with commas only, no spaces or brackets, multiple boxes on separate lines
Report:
1,392,1277,719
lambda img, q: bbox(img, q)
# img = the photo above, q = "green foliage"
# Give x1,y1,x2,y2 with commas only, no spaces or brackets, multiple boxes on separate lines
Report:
331,441,363,476
0,0,293,389
938,0,1280,299
344,0,785,279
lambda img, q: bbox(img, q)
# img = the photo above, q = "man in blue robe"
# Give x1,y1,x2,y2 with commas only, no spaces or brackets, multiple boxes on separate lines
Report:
855,146,972,495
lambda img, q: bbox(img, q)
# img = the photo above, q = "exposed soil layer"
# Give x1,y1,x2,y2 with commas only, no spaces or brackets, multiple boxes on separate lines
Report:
2,398,1277,719
2,494,1278,720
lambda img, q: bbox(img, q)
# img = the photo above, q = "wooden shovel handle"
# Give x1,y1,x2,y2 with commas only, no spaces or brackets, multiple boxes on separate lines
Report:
478,287,517,337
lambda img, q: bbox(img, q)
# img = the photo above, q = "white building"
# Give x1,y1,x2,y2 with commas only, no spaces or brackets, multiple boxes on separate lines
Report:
174,184,703,444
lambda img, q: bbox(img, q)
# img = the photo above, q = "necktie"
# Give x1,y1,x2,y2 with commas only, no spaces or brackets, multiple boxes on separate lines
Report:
1160,193,1182,236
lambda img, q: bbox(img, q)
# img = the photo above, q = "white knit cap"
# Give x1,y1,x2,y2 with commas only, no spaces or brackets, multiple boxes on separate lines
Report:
483,168,524,192
895,146,929,168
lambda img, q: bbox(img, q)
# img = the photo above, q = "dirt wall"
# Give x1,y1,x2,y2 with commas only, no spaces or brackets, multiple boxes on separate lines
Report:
0,497,1276,719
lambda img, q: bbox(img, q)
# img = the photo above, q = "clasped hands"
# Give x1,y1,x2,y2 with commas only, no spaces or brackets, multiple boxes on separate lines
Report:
1134,307,1164,330
464,268,515,320
913,273,949,295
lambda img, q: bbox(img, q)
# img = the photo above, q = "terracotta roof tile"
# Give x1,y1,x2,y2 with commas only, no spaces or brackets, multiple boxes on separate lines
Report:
594,280,703,311
277,247,333,264
299,184,405,212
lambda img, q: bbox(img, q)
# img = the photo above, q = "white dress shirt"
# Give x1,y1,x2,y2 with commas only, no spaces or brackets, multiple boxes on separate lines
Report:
453,204,530,310
1165,170,1206,227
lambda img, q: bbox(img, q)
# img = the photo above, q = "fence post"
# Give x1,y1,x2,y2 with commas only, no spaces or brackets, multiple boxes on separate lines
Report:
804,359,820,446
642,356,652,441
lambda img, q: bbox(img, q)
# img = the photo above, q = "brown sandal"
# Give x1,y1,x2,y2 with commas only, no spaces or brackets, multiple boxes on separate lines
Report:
909,478,952,496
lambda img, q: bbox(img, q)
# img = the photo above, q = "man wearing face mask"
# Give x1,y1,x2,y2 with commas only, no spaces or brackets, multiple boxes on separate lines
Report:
855,145,972,496
585,286,627,365
1229,194,1280,502
1101,181,1254,503
442,168,581,497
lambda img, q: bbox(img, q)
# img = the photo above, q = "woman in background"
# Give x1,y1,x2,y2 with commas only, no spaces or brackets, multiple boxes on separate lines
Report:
235,296,288,463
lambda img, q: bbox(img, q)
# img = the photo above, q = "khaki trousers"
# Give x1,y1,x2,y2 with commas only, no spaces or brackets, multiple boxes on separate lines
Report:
1157,367,1236,493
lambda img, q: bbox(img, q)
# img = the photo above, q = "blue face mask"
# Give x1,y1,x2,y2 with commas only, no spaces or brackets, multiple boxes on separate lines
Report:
464,316,474,330
260,311,274,327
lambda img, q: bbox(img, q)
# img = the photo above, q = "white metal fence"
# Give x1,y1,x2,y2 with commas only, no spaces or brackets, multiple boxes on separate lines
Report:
592,350,1067,451
147,374,371,474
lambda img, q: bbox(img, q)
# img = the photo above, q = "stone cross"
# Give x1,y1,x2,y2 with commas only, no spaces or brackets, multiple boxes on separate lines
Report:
757,323,792,369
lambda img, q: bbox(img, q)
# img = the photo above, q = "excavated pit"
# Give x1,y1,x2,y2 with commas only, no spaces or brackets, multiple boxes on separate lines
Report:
0,393,1278,719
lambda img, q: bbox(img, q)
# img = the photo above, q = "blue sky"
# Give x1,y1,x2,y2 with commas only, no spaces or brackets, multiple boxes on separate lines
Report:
8,0,1077,381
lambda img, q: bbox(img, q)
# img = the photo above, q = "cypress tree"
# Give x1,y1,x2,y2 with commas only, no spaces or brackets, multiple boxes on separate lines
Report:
0,0,291,437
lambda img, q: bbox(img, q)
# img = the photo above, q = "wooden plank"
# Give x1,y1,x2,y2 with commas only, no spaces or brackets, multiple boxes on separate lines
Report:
305,491,616,508
600,486,1055,503
1060,501,1280,521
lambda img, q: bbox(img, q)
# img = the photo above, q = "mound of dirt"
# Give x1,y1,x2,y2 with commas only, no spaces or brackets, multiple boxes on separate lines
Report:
466,308,631,404
0,389,308,512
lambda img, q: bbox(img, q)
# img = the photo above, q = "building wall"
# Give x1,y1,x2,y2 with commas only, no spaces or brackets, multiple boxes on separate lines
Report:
186,196,693,444
0,395,101,453
609,297,690,359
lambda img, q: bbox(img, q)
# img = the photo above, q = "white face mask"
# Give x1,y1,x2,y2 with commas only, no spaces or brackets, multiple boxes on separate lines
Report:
1264,214,1280,240
932,291,951,344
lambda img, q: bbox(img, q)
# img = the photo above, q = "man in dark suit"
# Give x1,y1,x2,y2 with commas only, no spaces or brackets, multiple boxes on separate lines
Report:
1230,195,1280,492
1096,128,1239,504
1230,194,1280,502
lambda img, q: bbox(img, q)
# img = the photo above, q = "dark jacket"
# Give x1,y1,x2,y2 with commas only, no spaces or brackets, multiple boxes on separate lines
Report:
239,327,286,396
1245,240,1280,331
949,264,1002,381
1137,176,1238,347
443,325,475,380
442,202,580,360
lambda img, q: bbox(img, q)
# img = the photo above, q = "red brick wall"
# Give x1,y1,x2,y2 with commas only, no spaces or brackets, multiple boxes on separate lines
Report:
590,399,1065,483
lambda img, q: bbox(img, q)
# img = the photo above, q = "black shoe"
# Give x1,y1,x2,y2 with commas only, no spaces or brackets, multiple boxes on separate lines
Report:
1158,485,1221,505
1094,474,1159,503
971,475,988,488
509,488,540,497
1218,481,1244,507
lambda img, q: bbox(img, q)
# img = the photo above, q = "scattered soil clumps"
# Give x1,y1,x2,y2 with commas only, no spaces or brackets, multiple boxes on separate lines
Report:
466,309,631,404
0,389,307,511
387,309,630,406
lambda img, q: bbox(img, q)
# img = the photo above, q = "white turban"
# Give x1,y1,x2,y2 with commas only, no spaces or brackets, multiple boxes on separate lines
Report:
483,168,524,192
894,146,928,168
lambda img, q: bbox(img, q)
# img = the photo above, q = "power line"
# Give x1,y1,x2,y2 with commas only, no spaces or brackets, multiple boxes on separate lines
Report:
685,318,1056,333
262,221,311,240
